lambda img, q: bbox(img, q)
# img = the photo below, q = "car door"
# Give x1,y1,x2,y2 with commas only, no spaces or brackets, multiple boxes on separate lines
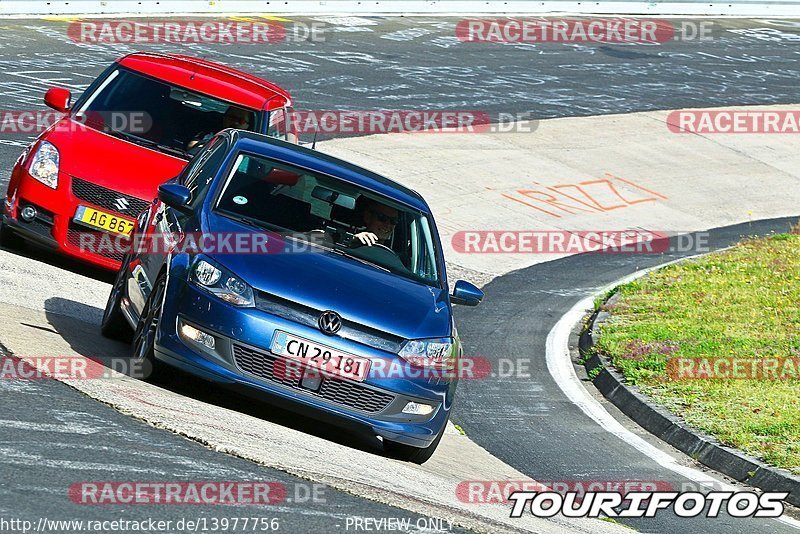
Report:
127,136,228,317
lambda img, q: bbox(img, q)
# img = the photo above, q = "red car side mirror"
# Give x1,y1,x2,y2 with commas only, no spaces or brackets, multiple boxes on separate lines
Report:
44,87,72,113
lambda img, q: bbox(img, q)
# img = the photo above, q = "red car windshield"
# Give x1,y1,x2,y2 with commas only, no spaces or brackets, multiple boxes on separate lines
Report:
74,67,259,158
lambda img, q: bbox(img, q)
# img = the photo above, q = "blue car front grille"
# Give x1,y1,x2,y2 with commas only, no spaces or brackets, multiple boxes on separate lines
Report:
232,343,395,414
254,291,404,354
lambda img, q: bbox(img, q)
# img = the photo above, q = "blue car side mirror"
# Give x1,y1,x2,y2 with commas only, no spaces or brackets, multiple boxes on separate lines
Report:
158,183,193,213
451,280,484,306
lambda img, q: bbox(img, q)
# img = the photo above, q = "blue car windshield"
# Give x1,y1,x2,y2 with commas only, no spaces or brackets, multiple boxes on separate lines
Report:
214,152,442,287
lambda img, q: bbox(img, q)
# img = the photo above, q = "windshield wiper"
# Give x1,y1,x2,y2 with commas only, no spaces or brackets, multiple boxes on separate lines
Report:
329,247,391,273
153,143,191,159
223,213,268,230
110,131,190,159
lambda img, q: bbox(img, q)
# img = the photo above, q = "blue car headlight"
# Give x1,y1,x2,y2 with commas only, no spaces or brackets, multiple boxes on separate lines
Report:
398,337,457,370
191,257,254,307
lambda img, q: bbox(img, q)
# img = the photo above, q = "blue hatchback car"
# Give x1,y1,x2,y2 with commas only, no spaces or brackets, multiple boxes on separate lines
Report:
101,129,484,463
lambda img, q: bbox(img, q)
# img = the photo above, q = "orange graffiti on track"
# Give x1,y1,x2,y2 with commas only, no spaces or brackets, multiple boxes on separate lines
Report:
501,174,668,218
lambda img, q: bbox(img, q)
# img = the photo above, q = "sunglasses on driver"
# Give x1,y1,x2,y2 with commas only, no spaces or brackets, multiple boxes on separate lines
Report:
369,209,399,226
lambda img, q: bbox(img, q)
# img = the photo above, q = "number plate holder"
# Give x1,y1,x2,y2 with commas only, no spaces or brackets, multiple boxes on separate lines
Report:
270,331,371,382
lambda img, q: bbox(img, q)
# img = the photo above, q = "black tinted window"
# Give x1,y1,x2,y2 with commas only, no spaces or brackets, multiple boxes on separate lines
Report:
76,68,257,158
184,136,229,207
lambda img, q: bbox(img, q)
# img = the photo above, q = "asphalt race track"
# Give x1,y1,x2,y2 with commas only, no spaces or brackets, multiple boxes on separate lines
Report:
455,218,800,533
0,340,465,532
0,16,799,534
0,16,800,160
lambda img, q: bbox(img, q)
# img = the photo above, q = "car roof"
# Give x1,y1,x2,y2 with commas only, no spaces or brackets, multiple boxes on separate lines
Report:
229,130,429,212
118,52,291,111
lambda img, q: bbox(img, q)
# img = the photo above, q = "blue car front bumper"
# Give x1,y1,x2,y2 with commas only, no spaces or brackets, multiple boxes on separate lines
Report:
152,267,456,448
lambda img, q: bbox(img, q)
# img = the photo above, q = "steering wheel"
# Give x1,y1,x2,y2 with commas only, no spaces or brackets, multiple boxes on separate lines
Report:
349,242,410,273
352,241,398,255
371,243,396,254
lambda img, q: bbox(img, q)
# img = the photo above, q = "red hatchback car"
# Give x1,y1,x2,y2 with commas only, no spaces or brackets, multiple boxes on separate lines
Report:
1,52,295,270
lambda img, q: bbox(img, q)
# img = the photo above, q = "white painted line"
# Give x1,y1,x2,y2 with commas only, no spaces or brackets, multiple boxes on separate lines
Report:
0,419,103,434
545,258,800,529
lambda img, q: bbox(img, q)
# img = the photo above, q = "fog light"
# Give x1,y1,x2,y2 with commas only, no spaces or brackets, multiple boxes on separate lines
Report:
180,323,216,350
402,401,434,416
20,205,37,222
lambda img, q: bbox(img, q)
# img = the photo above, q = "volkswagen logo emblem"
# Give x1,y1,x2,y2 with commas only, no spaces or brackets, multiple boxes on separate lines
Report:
113,197,131,212
318,310,342,335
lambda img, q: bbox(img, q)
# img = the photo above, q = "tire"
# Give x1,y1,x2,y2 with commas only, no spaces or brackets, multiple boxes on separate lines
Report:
132,274,171,383
0,219,24,250
383,418,447,464
101,256,134,342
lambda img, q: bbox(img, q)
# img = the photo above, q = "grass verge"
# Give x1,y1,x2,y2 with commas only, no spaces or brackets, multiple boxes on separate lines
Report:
595,232,800,474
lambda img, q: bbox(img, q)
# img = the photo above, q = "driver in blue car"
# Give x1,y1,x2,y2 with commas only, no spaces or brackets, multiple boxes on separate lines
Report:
352,199,399,247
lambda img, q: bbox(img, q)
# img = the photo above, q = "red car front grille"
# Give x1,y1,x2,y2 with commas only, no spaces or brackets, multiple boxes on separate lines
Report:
71,177,150,218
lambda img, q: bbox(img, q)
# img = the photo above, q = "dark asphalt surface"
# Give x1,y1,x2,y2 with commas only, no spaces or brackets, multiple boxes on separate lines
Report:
0,342,468,533
0,16,799,163
454,217,800,533
0,15,798,534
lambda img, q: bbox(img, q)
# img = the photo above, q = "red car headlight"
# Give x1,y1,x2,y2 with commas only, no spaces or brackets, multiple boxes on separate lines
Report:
28,141,59,189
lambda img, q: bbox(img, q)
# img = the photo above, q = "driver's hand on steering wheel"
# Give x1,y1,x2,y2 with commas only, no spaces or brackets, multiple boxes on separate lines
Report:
354,231,380,246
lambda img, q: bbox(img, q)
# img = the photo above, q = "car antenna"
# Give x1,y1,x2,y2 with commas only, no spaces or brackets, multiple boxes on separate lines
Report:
311,130,318,150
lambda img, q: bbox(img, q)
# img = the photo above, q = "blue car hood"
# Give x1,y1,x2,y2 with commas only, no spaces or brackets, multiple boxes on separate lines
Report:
205,216,451,341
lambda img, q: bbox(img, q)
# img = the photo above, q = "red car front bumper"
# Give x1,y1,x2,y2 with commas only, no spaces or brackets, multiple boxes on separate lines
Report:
4,166,150,271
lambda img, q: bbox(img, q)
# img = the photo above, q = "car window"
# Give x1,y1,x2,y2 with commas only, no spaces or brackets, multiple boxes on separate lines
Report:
75,67,258,159
266,108,293,142
183,136,229,208
214,152,441,286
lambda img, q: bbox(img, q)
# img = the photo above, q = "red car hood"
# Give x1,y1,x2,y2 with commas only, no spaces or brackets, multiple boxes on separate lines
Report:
46,118,188,200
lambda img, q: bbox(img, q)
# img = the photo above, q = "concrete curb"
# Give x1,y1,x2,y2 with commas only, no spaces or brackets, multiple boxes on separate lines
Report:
579,294,800,508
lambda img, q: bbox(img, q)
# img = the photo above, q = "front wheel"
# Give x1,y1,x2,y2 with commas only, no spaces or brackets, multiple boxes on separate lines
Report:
0,219,24,250
101,256,134,342
383,419,447,464
132,274,171,383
